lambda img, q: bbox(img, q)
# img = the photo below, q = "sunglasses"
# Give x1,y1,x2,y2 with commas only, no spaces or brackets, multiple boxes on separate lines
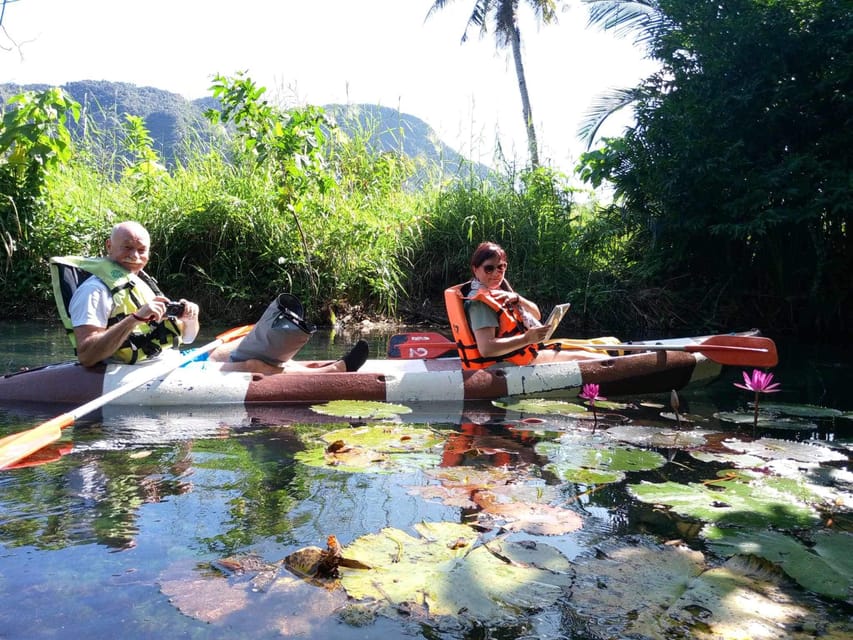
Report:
481,262,508,274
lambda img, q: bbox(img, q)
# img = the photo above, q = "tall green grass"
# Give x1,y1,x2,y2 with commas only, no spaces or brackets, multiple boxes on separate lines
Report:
1,84,663,335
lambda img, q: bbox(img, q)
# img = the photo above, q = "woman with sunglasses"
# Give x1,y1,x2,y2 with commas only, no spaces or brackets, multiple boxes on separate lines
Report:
444,242,604,369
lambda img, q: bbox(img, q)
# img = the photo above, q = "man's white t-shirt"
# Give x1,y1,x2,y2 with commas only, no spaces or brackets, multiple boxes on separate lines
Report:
69,276,113,328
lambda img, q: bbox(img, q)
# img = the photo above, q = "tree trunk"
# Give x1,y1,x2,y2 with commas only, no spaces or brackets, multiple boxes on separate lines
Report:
510,23,539,168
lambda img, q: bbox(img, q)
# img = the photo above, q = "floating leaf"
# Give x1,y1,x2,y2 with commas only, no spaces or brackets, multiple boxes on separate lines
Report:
570,537,841,639
715,411,761,424
690,450,773,467
605,424,714,449
472,485,582,535
714,411,818,431
310,400,412,419
538,435,667,485
408,484,478,509
423,465,519,489
759,403,843,419
295,425,444,473
493,398,586,415
315,425,443,452
659,411,707,423
628,472,819,529
703,526,853,600
571,536,705,638
721,437,848,464
339,521,573,624
665,555,833,639
159,558,349,631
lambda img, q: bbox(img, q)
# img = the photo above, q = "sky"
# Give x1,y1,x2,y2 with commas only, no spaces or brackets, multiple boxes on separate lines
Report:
1,0,657,173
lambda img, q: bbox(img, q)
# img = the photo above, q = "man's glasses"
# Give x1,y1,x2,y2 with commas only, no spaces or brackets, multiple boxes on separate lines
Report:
481,262,508,274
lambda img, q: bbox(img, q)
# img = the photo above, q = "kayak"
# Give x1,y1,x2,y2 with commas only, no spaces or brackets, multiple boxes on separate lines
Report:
0,331,763,407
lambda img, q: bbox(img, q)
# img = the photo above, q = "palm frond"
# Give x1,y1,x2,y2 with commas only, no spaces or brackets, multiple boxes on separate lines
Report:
577,87,639,149
582,0,666,48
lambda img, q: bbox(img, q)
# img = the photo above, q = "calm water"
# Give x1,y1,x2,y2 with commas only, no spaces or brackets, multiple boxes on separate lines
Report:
0,321,850,639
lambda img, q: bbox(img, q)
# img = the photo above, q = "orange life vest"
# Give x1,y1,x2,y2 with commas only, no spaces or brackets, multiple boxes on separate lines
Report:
444,282,539,369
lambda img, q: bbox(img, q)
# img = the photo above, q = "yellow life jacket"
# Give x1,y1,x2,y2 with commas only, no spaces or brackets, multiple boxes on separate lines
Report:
50,256,182,364
444,282,540,369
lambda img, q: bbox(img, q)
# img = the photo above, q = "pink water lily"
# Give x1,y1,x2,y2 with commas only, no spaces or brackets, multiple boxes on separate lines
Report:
734,369,781,431
579,384,605,404
733,370,781,394
579,384,606,433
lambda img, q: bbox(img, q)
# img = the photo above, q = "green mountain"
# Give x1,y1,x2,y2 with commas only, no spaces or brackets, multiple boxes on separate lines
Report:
0,80,490,180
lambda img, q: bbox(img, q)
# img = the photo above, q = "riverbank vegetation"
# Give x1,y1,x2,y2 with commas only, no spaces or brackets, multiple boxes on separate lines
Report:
0,0,849,341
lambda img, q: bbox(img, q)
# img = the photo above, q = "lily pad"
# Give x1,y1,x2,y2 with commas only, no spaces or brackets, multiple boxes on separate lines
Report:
295,424,444,473
721,436,848,464
665,555,835,640
316,425,443,452
580,398,632,411
605,424,715,449
537,435,667,485
715,411,818,430
690,450,767,467
703,526,853,600
493,398,587,415
310,400,412,419
760,403,843,419
339,521,574,624
628,472,819,529
571,535,705,638
715,411,763,425
659,411,708,423
570,537,843,639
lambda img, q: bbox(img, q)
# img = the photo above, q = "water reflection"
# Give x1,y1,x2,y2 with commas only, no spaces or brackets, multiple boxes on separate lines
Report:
0,322,851,639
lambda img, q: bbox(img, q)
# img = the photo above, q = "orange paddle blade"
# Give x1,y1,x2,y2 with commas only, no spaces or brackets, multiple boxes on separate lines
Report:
0,324,255,470
687,335,778,367
0,413,73,469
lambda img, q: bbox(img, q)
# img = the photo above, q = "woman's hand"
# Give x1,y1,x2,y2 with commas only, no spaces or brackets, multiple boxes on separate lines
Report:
524,325,551,344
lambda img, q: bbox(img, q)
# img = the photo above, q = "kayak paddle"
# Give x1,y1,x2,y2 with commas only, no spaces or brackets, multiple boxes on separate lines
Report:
0,324,253,470
387,332,778,368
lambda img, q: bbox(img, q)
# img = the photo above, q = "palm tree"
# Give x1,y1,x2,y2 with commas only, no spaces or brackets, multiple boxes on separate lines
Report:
426,0,561,168
577,0,666,148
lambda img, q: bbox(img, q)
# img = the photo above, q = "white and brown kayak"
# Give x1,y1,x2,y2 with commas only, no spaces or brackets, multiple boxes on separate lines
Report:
0,330,772,407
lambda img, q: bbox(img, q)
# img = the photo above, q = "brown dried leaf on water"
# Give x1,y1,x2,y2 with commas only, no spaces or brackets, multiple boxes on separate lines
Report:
423,465,521,490
158,558,348,633
413,466,548,513
408,483,478,509
472,485,582,536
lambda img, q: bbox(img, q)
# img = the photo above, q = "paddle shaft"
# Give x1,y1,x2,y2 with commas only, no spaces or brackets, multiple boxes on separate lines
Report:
0,325,252,470
387,332,778,368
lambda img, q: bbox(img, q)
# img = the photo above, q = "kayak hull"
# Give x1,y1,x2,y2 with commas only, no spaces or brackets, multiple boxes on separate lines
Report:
0,332,735,407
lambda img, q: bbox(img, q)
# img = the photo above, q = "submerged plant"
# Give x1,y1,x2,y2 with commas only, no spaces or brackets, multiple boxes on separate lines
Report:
579,383,606,433
734,369,781,430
